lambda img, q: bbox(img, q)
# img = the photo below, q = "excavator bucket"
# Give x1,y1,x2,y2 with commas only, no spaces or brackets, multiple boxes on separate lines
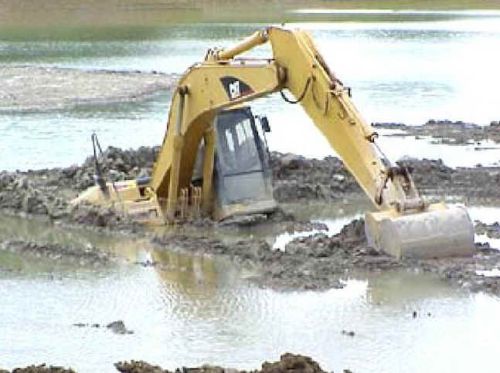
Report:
365,203,475,259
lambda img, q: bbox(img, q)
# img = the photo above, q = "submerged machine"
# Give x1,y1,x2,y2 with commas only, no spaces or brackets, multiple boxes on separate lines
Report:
73,26,474,259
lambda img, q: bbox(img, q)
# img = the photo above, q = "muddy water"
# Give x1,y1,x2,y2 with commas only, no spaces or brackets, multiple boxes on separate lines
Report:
1,9,500,373
1,203,500,373
2,13,500,170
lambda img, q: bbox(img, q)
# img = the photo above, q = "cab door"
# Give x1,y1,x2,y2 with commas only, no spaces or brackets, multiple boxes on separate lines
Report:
214,107,276,220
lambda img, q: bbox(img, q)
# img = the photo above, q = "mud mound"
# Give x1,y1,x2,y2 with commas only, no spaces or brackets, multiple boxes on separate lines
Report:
373,120,500,144
115,361,165,373
398,159,500,199
115,353,330,373
271,152,360,202
74,146,160,191
271,152,500,202
260,353,327,373
0,169,139,230
1,364,76,373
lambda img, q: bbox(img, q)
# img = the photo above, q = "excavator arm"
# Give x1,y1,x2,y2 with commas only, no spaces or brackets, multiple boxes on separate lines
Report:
152,27,409,216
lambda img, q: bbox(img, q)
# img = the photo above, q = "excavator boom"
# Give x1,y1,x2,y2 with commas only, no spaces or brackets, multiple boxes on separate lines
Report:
73,26,475,259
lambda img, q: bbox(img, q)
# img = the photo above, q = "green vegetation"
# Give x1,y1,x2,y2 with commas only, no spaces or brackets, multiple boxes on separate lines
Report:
0,0,499,29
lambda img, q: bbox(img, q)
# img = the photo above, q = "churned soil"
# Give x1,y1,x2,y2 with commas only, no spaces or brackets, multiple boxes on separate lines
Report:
0,146,499,294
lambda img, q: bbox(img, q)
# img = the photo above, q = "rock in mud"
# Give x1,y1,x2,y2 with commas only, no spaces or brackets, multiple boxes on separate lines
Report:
107,320,134,335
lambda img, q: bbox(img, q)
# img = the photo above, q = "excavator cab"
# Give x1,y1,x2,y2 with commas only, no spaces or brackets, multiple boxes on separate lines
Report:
212,107,277,220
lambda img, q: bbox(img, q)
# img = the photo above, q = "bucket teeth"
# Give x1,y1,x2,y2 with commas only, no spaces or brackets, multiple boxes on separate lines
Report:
365,204,475,259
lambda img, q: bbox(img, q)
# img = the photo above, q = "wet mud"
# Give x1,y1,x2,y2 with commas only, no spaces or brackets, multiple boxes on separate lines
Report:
0,353,333,373
153,219,399,290
0,239,115,267
475,222,500,239
373,120,500,145
116,353,329,373
0,66,176,113
1,146,499,294
271,151,500,202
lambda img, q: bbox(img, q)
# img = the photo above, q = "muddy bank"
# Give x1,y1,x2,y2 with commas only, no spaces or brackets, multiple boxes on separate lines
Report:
1,146,499,294
1,146,498,227
0,66,176,112
1,353,333,373
271,151,500,202
154,219,400,290
153,218,500,295
0,239,115,267
373,120,500,145
0,145,499,234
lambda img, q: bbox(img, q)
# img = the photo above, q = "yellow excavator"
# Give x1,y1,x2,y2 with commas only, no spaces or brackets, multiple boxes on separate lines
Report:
73,26,474,259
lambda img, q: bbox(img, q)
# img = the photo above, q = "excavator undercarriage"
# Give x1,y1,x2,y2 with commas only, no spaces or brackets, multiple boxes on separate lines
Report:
72,26,475,260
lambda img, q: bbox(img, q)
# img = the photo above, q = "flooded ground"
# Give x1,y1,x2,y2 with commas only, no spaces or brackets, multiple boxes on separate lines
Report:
1,206,500,373
1,4,500,373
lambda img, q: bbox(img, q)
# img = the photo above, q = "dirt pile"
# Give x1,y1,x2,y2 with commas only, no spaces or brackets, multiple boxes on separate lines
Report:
73,146,160,191
271,152,500,202
0,169,140,230
373,120,500,144
271,152,360,202
396,159,500,200
2,353,333,373
115,353,331,373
